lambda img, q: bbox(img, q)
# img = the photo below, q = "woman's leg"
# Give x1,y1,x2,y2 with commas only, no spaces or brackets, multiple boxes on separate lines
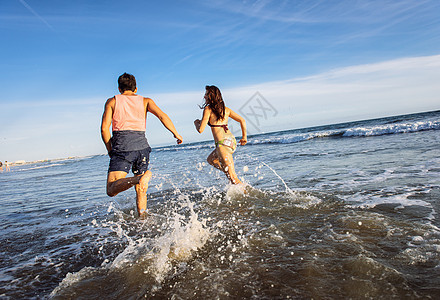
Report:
207,149,223,170
216,146,242,184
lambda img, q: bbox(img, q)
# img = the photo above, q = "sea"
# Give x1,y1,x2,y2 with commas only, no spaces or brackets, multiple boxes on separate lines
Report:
1,110,439,299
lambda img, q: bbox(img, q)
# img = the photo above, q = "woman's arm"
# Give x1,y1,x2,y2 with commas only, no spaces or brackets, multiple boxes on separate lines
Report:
229,108,247,145
194,107,211,133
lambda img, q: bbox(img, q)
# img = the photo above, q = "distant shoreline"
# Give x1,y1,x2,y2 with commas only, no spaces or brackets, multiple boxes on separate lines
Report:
6,156,99,167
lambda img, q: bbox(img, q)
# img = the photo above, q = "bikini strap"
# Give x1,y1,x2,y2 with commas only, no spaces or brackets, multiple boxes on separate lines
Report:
208,122,228,132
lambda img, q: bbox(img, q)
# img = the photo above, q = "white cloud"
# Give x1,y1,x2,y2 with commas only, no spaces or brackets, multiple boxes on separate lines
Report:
228,55,440,128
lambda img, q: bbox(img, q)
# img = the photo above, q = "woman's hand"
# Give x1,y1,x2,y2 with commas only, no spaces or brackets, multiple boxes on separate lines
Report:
194,119,201,131
239,137,247,146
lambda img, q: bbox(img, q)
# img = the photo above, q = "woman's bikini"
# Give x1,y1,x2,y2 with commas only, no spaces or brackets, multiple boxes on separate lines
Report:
208,122,237,152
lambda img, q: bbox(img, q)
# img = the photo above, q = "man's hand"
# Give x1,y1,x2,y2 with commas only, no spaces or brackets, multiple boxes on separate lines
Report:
239,137,247,146
174,133,183,144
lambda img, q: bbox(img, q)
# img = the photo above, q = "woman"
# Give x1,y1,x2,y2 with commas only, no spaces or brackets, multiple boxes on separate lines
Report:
194,85,247,184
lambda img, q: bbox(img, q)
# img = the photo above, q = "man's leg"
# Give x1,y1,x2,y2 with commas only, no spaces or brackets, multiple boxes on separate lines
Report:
135,170,152,216
107,170,152,216
133,147,153,216
107,171,139,197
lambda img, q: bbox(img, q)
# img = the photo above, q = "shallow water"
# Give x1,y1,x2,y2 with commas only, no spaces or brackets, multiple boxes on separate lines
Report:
1,110,439,299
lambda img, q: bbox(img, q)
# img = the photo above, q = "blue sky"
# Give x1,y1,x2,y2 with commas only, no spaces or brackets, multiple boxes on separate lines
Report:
1,0,440,162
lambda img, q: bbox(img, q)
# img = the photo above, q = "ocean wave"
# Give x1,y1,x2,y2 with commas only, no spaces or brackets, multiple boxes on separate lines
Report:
342,119,440,137
155,143,214,152
153,118,440,152
249,119,440,146
248,130,343,145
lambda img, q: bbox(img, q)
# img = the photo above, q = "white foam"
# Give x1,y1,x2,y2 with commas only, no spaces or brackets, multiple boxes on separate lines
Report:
350,190,433,210
51,195,211,296
248,130,341,146
140,199,210,283
50,267,97,297
155,143,213,152
343,120,440,137
241,118,440,147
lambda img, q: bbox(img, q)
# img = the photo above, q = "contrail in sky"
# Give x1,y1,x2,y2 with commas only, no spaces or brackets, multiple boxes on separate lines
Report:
18,0,56,32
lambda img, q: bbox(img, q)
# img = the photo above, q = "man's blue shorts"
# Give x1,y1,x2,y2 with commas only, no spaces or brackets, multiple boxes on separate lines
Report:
108,147,151,175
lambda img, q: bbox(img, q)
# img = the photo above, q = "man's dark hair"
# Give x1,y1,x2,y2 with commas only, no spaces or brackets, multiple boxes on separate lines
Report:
118,73,137,92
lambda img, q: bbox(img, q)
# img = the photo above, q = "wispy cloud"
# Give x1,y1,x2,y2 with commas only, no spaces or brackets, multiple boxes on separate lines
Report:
17,0,56,32
197,0,439,51
204,0,436,24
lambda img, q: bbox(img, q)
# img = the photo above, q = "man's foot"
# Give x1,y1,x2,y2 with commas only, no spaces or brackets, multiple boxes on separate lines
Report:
139,209,149,219
139,170,152,193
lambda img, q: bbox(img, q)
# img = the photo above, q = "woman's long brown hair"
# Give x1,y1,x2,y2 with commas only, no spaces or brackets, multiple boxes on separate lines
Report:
200,85,225,121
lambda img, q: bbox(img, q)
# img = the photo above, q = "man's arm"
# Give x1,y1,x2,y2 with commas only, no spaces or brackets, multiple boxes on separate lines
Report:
101,97,114,155
146,98,183,144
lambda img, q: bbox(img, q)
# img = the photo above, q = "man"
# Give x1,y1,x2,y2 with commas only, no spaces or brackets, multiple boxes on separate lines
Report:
101,73,182,217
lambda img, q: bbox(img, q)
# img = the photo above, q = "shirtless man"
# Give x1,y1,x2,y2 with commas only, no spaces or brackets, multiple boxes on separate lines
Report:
101,73,182,217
